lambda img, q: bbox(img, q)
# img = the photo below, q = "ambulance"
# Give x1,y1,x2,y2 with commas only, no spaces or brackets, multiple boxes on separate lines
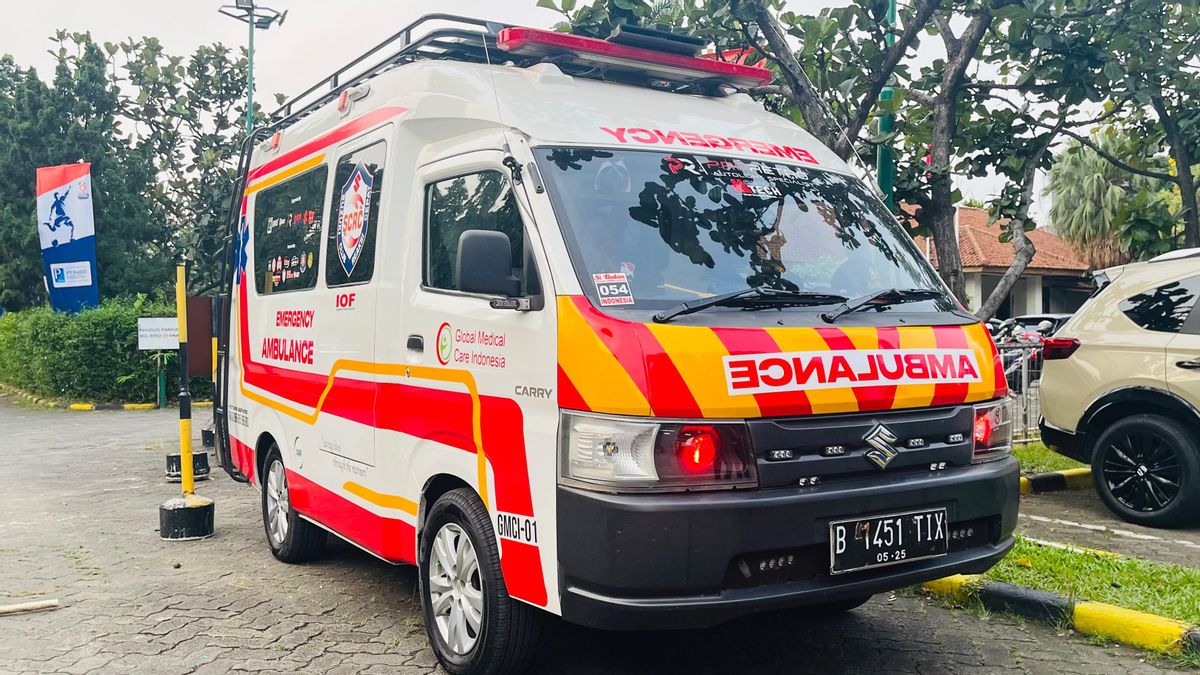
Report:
215,15,1018,675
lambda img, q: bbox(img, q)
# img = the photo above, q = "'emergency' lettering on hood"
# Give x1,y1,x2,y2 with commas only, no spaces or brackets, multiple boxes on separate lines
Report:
724,349,981,396
599,127,819,165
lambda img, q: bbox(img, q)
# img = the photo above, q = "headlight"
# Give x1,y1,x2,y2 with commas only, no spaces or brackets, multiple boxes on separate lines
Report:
559,411,757,492
972,398,1014,463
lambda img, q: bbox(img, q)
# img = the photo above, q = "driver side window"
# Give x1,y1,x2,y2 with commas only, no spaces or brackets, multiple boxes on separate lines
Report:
424,171,524,292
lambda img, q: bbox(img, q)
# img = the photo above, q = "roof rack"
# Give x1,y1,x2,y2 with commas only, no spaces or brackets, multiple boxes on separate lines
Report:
271,14,512,129
268,14,771,134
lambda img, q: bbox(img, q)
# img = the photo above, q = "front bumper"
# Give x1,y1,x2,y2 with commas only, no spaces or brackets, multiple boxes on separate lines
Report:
557,456,1019,630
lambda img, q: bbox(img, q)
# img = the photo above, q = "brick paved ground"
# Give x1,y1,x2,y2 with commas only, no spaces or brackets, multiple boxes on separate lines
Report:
1018,489,1200,566
0,392,1191,674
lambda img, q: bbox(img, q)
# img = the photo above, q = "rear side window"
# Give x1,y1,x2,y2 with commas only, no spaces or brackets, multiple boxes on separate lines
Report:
253,166,328,294
1120,275,1200,333
326,141,386,287
424,171,523,290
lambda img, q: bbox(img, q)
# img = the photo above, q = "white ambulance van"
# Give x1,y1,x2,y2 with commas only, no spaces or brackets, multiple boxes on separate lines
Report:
215,15,1018,675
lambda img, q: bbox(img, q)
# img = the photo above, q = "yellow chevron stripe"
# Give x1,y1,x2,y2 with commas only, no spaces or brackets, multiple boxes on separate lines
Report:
244,154,325,195
763,327,860,415
647,323,760,418
964,323,999,400
556,297,651,416
894,326,939,409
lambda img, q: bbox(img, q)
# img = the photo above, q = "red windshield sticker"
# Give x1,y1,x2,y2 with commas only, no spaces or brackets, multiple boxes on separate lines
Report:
724,349,981,395
600,127,819,165
592,272,635,307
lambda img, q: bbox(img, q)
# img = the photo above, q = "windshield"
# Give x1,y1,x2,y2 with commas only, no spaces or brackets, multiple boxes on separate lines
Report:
535,148,953,316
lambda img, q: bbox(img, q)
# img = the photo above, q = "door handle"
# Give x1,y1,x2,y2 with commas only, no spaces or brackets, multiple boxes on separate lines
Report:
407,335,424,352
1176,360,1200,369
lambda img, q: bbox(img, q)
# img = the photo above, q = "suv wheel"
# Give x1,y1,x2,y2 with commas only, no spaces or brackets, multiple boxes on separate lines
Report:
1090,415,1200,528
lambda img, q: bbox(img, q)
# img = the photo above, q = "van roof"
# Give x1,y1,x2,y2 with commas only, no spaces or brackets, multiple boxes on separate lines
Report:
258,14,852,175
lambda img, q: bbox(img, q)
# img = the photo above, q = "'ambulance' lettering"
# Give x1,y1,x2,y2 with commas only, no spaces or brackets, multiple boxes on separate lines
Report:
723,349,981,395
599,127,819,165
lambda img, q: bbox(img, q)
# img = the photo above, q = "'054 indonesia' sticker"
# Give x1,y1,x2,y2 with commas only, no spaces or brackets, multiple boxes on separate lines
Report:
592,272,634,306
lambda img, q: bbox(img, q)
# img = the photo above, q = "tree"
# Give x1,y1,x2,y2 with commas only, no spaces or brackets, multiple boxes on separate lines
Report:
1046,132,1169,267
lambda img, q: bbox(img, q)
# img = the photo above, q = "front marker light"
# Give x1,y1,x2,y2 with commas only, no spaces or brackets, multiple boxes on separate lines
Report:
972,398,1013,463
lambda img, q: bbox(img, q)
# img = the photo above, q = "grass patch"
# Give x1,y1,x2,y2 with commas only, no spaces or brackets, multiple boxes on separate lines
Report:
986,536,1200,626
1013,441,1086,475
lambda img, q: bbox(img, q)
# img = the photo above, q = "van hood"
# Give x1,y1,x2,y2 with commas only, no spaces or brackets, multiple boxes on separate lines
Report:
556,296,1006,419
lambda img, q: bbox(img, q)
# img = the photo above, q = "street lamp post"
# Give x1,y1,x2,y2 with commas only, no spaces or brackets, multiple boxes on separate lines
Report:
877,0,897,208
219,0,287,134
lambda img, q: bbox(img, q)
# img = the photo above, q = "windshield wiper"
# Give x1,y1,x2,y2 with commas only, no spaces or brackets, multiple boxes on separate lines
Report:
820,287,944,323
653,288,847,324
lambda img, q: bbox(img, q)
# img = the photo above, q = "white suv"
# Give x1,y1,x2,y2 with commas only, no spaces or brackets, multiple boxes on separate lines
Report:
1039,253,1200,527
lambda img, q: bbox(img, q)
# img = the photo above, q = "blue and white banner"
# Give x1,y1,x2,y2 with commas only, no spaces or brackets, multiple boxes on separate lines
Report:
37,163,100,312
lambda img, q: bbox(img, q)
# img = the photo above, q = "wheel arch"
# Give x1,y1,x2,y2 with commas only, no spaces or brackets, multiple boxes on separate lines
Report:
1079,386,1200,460
418,473,475,562
255,431,279,486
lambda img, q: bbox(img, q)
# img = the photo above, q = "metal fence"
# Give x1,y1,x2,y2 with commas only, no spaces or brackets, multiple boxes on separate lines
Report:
997,343,1044,443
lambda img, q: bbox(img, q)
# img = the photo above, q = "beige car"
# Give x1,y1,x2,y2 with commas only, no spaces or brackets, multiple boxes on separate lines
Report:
1039,252,1200,527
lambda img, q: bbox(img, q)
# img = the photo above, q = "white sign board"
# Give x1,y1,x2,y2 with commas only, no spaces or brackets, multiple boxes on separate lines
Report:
138,317,179,350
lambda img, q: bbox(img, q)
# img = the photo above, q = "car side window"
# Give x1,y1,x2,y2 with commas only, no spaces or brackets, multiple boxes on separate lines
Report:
1120,275,1200,333
252,165,327,295
424,171,524,291
326,141,386,287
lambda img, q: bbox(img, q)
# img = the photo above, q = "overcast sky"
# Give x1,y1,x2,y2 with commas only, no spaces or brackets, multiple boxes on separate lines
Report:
2,0,1024,211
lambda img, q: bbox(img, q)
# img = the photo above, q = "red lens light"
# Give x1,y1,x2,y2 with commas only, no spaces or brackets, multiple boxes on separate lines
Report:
1042,337,1080,360
675,426,719,474
974,411,993,446
495,27,774,88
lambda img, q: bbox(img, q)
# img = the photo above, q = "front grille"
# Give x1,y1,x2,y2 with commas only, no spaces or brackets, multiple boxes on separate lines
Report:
748,405,975,489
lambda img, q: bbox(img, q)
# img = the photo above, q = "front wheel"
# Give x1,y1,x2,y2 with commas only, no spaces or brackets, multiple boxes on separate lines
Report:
420,488,540,675
1091,415,1200,528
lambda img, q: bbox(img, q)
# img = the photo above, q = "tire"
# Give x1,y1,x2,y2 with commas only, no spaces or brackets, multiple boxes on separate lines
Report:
261,444,327,562
1090,415,1200,528
809,595,872,615
420,488,540,675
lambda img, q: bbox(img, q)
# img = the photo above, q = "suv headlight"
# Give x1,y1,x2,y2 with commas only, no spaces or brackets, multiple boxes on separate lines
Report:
972,398,1014,463
559,411,757,492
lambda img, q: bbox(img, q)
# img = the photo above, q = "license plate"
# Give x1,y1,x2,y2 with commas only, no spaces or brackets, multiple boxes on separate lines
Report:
829,508,949,574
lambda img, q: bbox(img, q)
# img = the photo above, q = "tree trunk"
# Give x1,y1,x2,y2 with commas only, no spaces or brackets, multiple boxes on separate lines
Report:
1153,98,1199,248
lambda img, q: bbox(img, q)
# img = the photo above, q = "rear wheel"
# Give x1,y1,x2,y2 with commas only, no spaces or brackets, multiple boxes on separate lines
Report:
1091,415,1200,528
261,445,327,562
420,488,540,675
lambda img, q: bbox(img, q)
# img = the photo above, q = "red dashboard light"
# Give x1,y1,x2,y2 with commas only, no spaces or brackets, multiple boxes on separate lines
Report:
675,425,719,474
495,27,774,88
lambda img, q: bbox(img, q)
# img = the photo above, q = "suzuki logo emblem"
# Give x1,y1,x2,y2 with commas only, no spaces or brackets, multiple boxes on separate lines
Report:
864,423,901,470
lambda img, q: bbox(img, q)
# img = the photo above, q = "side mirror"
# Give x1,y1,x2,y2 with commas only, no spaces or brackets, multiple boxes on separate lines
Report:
456,230,521,298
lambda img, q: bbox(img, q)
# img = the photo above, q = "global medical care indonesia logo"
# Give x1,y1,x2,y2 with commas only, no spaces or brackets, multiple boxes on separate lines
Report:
337,161,373,276
436,322,453,365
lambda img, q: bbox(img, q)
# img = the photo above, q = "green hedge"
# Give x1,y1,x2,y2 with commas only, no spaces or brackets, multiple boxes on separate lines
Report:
0,298,213,403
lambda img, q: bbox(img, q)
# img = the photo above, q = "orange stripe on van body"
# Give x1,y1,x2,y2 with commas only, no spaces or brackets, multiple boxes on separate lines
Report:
557,295,1003,420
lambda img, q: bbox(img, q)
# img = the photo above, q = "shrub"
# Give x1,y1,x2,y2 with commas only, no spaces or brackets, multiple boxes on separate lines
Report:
0,297,214,403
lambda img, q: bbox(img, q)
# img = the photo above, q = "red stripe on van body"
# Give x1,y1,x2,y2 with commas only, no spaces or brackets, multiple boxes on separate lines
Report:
711,327,813,417
557,365,590,411
230,434,257,485
246,105,408,182
287,469,417,564
633,324,704,418
569,296,652,401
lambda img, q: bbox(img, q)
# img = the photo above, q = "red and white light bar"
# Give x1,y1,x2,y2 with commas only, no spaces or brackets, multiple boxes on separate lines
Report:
495,27,774,89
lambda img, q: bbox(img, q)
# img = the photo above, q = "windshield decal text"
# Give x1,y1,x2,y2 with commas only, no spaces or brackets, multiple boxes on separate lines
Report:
724,349,981,395
599,127,819,165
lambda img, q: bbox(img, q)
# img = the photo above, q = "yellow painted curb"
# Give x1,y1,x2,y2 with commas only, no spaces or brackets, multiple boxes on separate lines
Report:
193,401,213,408
1073,601,1190,654
123,403,156,411
1061,467,1092,489
68,403,95,411
922,574,980,604
1019,476,1031,495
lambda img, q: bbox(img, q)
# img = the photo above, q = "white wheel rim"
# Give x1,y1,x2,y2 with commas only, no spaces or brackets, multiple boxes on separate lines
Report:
428,522,484,655
265,459,289,545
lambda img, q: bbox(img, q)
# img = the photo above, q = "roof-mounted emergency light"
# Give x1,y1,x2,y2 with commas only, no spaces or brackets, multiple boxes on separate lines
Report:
495,27,774,89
